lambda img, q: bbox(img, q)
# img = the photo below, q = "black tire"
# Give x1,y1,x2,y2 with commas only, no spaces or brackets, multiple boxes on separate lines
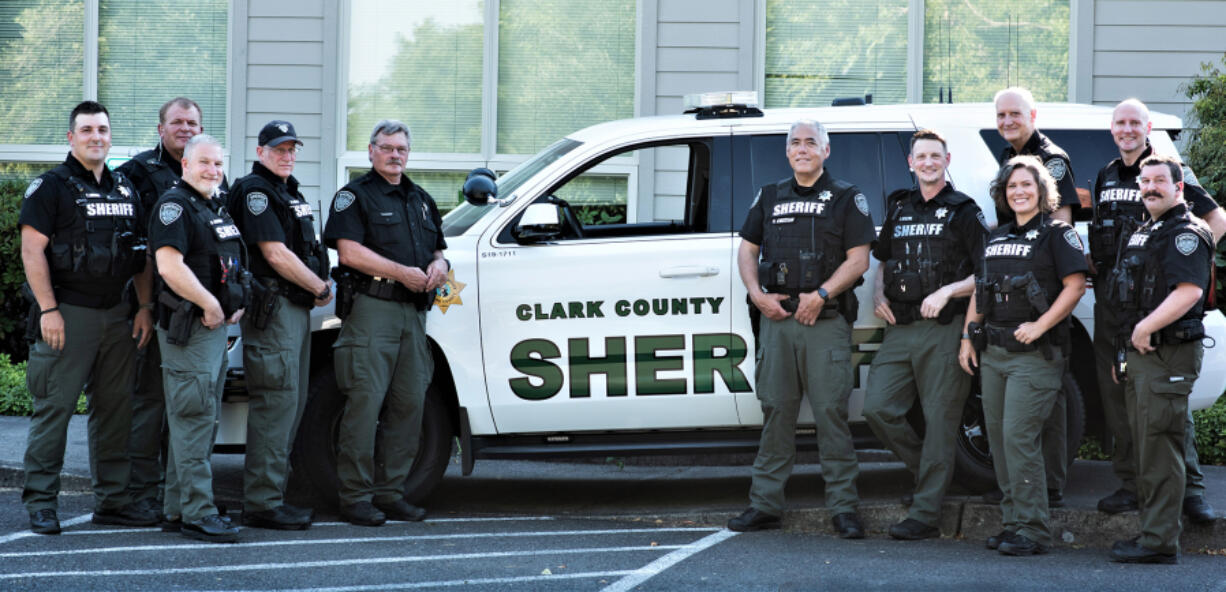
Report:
952,370,1086,493
289,364,454,509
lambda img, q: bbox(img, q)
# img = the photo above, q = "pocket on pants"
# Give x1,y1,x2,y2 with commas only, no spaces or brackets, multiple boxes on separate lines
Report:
246,345,291,391
1149,377,1192,436
828,348,853,396
165,369,212,418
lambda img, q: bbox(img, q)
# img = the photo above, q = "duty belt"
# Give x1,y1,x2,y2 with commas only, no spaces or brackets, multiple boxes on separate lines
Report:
256,275,315,308
984,321,1058,360
356,276,432,309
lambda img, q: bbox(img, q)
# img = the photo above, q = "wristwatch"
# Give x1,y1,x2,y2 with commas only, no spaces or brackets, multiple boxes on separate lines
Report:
816,287,829,301
317,284,331,300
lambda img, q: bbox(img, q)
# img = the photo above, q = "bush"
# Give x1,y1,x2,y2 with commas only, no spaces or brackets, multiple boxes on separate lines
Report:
1183,55,1226,200
0,180,31,361
0,353,86,416
1193,396,1226,466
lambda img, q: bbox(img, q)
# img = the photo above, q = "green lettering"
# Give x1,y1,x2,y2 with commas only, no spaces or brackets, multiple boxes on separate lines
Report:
568,337,627,398
634,335,687,395
614,300,631,316
533,303,548,320
692,333,752,394
690,297,705,313
632,299,649,316
515,304,532,321
568,301,585,319
509,339,564,400
550,302,567,319
706,297,724,315
652,298,668,315
671,298,687,315
586,300,605,318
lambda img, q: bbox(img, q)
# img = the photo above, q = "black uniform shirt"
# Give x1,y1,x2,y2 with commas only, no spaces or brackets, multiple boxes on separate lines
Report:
873,183,987,272
324,170,446,272
228,161,312,278
19,153,142,300
981,214,1088,286
1142,202,1212,293
997,130,1080,223
739,171,876,251
116,142,230,229
150,182,240,298
1094,143,1218,218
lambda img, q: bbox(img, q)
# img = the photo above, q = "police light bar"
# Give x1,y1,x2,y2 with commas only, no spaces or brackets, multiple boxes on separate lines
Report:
683,91,764,120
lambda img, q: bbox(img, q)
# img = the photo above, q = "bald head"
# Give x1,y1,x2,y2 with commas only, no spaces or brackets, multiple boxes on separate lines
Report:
995,87,1038,149
1111,98,1152,161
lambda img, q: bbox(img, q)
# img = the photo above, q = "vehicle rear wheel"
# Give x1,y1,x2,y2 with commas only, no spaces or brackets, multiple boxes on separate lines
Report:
289,365,454,509
952,370,1085,493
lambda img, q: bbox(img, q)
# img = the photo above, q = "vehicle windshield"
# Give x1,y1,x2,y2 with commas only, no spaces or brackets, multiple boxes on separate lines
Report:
442,138,582,236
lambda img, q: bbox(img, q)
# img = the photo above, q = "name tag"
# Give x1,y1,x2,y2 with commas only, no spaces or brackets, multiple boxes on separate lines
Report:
291,202,314,218
84,202,135,217
212,220,241,240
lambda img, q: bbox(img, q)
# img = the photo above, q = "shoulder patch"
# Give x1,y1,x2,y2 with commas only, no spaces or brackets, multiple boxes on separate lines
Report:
854,193,870,216
1063,228,1083,251
23,177,42,199
333,190,356,212
246,191,269,215
1176,232,1199,256
1045,158,1067,181
159,202,183,226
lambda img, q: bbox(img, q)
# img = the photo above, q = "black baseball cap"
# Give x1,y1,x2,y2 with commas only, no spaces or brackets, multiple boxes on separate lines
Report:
258,120,303,147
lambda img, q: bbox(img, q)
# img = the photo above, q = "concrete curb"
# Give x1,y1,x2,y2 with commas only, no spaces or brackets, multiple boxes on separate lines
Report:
652,499,1226,555
0,463,93,492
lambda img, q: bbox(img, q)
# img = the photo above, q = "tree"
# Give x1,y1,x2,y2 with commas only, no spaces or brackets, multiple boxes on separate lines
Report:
1183,55,1226,200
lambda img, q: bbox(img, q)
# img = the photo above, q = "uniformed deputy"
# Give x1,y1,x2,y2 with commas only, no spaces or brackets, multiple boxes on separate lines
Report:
992,86,1078,508
1090,99,1220,526
1104,154,1214,564
959,156,1087,556
728,119,874,538
20,101,157,535
150,133,248,543
323,119,448,527
228,120,331,530
116,96,228,518
863,129,987,540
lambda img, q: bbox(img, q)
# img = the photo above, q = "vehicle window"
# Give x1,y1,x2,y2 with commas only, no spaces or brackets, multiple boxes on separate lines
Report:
443,138,581,236
979,129,1116,221
883,132,915,194
744,133,906,226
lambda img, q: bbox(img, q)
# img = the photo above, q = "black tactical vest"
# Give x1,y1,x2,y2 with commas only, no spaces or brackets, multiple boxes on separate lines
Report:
161,187,251,316
1090,154,1149,270
48,171,145,282
977,217,1065,326
758,177,852,294
881,189,975,323
232,175,329,305
132,150,180,198
1105,206,1212,341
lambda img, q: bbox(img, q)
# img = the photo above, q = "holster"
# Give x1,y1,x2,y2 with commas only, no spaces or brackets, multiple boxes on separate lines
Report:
158,291,197,346
248,278,281,331
331,267,356,320
21,282,38,343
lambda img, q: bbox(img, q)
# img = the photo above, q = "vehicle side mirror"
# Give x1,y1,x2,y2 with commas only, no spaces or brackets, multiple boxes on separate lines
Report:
513,203,561,243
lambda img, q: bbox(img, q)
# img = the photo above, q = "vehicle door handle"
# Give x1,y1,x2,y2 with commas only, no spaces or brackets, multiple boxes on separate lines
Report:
659,266,720,278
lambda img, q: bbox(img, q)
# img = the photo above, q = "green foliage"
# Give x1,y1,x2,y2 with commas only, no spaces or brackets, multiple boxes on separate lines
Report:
0,354,86,416
1183,55,1226,201
1076,435,1110,462
0,180,30,361
1192,396,1226,466
574,204,625,226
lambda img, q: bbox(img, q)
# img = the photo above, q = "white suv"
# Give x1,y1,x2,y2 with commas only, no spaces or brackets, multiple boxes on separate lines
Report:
221,97,1226,506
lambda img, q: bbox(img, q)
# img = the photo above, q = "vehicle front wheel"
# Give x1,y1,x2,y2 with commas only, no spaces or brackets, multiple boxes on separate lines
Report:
952,370,1086,493
289,364,454,509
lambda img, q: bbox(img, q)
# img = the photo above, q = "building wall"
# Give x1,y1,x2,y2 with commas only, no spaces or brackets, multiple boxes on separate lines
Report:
230,0,339,215
1088,0,1226,124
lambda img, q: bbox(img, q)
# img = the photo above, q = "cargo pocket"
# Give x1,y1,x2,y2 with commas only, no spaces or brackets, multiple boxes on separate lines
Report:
246,345,290,391
165,369,211,418
25,345,56,400
1148,377,1192,437
828,348,853,397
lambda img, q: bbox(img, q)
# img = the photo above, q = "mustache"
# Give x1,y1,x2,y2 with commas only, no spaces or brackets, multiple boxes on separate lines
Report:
1143,191,1164,199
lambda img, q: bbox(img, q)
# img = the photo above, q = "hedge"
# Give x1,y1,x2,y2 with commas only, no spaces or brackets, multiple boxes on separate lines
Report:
0,354,87,415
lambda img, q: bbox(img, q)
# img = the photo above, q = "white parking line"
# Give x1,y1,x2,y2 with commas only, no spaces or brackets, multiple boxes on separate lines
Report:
64,516,556,536
601,529,739,592
0,526,719,558
0,513,95,545
202,571,639,592
0,544,687,580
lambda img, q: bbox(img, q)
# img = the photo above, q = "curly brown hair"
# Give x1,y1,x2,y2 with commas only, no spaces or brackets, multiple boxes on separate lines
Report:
990,155,1060,217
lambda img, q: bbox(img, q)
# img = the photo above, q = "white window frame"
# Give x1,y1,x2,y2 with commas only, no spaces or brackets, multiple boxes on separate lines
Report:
0,0,233,166
334,0,640,220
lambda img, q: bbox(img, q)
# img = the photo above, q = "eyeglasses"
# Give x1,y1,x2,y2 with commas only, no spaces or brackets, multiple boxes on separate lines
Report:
269,146,300,157
374,144,409,156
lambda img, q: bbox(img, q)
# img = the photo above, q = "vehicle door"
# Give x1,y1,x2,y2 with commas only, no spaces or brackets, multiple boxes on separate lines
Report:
476,133,749,433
